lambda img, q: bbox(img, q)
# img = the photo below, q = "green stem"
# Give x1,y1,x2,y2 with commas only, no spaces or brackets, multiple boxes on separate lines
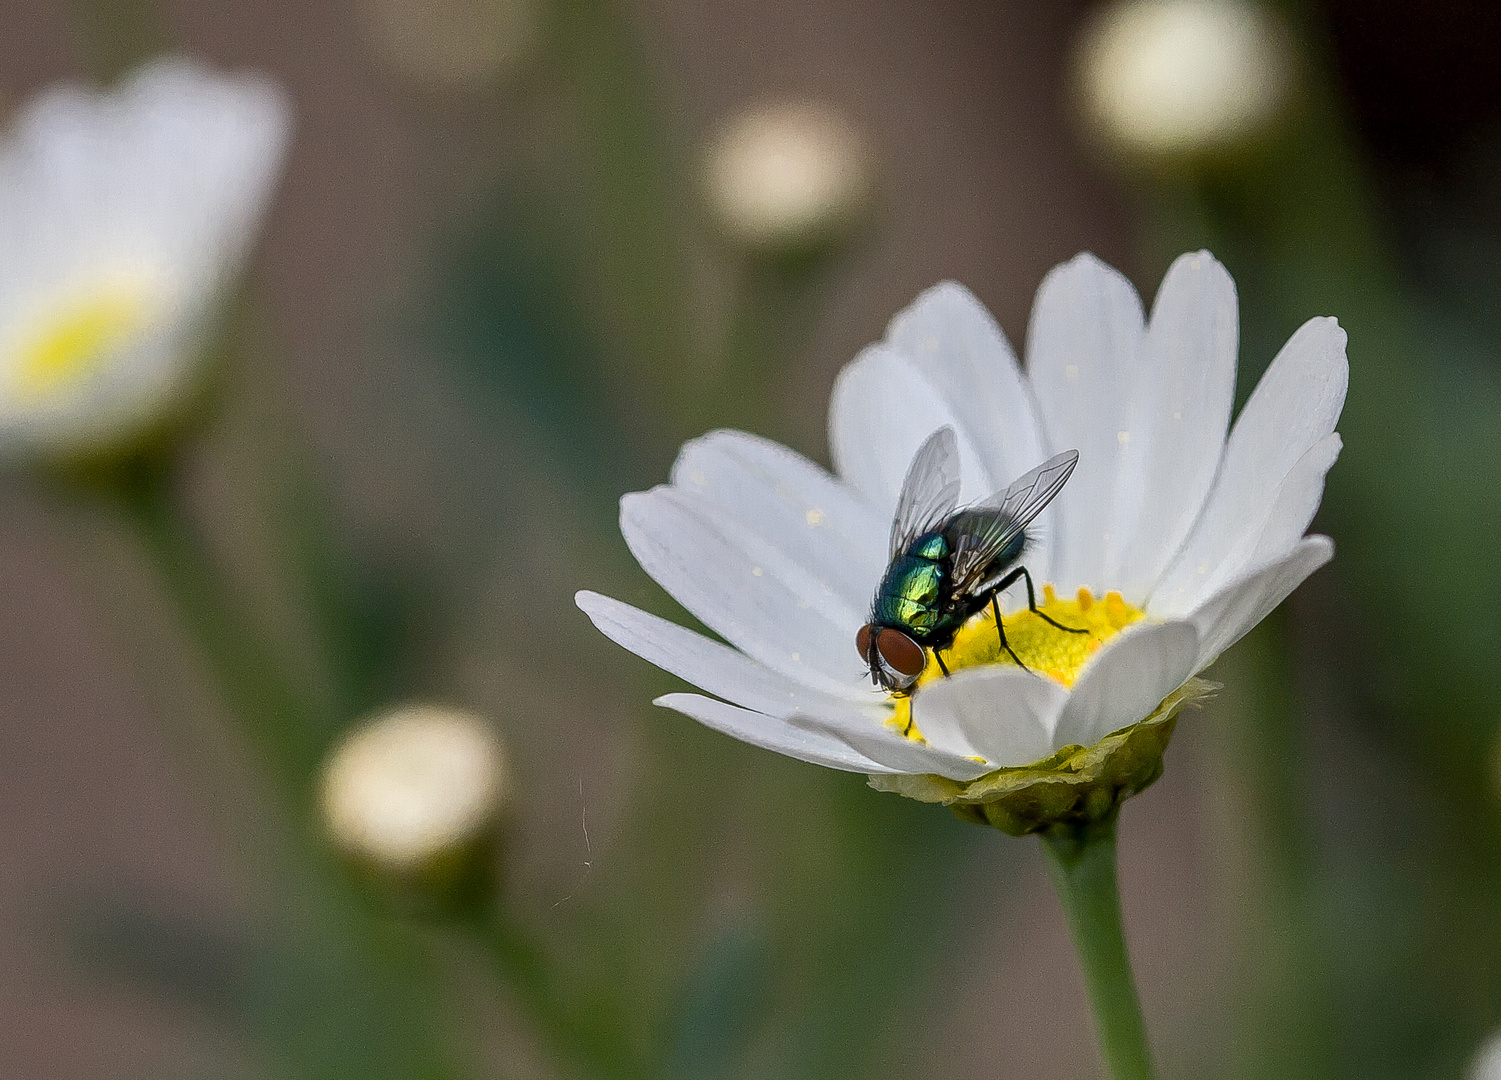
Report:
1040,818,1156,1080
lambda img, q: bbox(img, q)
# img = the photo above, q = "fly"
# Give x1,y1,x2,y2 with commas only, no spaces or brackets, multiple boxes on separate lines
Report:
855,426,1087,695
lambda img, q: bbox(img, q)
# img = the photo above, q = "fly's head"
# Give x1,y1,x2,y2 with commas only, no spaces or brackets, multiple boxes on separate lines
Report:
855,623,925,694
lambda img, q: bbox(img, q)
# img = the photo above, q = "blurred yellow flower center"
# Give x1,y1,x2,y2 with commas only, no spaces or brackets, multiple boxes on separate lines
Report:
13,286,150,402
890,586,1146,741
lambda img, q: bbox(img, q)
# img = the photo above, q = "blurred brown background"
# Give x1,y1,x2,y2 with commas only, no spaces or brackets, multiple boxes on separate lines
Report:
1,0,1498,1077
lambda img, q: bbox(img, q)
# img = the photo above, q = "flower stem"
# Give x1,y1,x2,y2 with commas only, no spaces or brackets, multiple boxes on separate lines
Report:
1040,817,1156,1080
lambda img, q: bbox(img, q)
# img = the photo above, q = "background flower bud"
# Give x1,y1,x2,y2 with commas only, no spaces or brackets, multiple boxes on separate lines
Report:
702,100,873,256
320,704,510,879
1072,0,1293,163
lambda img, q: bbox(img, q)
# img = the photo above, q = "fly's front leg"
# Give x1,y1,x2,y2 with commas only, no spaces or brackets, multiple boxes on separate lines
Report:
990,565,1090,634
933,650,951,677
987,590,1030,672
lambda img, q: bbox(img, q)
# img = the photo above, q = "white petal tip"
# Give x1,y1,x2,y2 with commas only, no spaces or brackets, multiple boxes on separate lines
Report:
574,589,603,611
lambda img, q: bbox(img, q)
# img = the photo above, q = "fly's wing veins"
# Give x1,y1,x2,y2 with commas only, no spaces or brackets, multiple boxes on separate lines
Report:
946,449,1080,598
888,425,962,559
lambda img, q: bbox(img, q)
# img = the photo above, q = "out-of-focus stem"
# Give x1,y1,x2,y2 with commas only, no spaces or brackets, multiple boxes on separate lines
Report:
93,459,464,1080
479,914,652,1080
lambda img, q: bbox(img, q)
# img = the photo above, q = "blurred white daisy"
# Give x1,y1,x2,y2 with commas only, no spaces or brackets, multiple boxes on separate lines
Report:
579,251,1343,798
0,57,291,458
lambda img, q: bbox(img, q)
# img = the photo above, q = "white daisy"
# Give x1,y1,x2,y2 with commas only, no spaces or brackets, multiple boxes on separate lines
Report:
0,56,292,458
578,251,1344,800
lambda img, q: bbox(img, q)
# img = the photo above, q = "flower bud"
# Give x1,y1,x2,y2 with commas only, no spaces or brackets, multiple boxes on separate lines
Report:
320,704,510,881
1072,0,1293,163
703,100,873,256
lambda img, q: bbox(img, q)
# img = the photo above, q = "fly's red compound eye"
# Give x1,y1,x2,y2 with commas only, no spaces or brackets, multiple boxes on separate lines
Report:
855,624,874,661
875,629,925,681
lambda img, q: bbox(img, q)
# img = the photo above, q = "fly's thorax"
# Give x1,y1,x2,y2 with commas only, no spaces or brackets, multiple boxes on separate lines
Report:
909,532,948,560
873,551,948,638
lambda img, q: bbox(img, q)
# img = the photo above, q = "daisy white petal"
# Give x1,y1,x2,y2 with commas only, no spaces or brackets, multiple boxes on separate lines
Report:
1176,433,1341,606
620,487,867,695
788,709,994,781
1189,535,1334,673
908,665,1065,767
885,283,1055,568
1153,316,1348,614
828,343,995,518
1051,621,1199,750
656,693,896,774
670,429,887,608
1247,433,1342,568
1109,251,1237,602
576,590,876,711
1026,252,1145,595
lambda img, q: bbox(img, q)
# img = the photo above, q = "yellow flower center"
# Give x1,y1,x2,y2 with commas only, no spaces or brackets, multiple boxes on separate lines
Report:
890,585,1146,740
11,285,152,403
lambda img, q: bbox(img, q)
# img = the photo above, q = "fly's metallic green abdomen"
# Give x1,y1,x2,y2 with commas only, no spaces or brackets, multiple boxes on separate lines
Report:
871,531,965,642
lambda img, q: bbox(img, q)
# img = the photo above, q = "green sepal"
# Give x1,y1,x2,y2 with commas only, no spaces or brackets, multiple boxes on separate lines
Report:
867,678,1218,836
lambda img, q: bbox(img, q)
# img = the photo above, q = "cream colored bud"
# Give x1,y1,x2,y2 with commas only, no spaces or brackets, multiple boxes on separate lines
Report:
703,101,873,253
320,705,509,872
360,0,536,91
1073,0,1292,160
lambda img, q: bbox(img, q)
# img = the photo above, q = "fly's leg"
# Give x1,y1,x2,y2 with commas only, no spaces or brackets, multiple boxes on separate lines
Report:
990,565,1090,634
987,591,1031,672
902,650,949,736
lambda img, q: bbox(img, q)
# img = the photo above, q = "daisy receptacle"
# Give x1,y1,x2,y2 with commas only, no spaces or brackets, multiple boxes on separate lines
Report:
578,251,1345,1079
0,57,290,465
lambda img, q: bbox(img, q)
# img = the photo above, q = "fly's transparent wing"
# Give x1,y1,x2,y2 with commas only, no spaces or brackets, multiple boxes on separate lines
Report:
889,426,962,559
947,449,1079,597
979,449,1079,533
